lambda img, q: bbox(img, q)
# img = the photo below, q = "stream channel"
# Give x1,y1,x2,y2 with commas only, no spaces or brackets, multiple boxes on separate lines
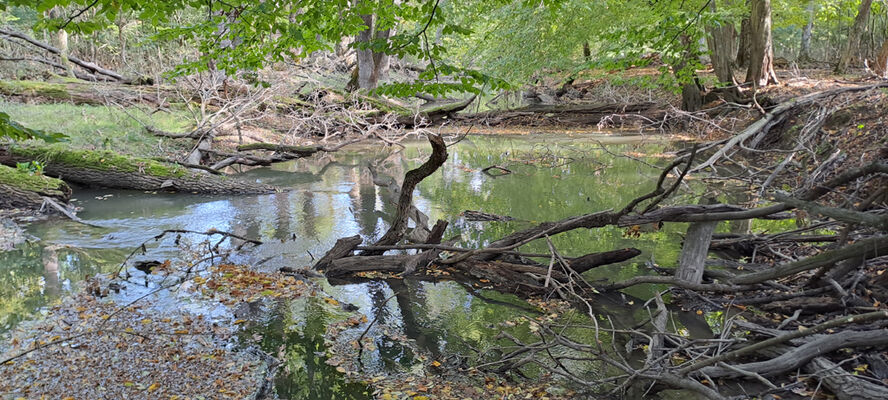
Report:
1,133,731,399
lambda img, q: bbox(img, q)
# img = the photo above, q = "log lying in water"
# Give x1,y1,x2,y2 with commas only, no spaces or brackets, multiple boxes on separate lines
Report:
0,164,71,210
0,145,277,194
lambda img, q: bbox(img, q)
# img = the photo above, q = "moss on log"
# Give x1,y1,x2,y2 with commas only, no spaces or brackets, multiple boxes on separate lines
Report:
0,164,71,210
0,145,278,194
0,79,179,106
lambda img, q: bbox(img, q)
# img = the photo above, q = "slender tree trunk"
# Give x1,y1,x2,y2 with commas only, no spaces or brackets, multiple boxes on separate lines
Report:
707,1,739,87
116,16,127,66
678,35,703,112
583,41,591,61
835,0,874,74
736,17,751,68
798,0,816,62
745,0,779,87
48,7,76,78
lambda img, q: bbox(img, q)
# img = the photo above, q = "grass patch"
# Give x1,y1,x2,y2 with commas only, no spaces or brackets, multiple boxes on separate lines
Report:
0,101,193,158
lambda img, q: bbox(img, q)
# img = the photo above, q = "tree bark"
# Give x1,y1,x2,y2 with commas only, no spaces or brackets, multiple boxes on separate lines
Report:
707,1,738,87
0,164,71,210
745,0,779,87
361,134,448,254
798,0,816,62
835,0,873,74
349,8,392,91
677,35,703,111
736,17,751,68
868,39,888,77
675,221,718,284
0,145,277,194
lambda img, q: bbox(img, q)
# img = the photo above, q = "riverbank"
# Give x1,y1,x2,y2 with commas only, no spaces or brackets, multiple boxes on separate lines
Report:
2,72,888,399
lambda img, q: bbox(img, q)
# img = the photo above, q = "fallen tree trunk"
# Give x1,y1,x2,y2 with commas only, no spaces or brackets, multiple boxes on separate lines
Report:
805,356,888,400
0,164,71,210
0,145,277,194
700,329,888,379
452,102,664,128
0,80,169,106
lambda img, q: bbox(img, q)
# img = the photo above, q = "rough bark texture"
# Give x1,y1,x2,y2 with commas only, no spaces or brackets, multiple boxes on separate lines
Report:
675,221,718,284
746,0,779,86
678,35,703,112
805,357,888,400
867,39,888,77
0,164,71,210
707,1,738,87
700,329,888,379
0,80,168,106
0,145,277,194
314,235,363,271
835,0,873,74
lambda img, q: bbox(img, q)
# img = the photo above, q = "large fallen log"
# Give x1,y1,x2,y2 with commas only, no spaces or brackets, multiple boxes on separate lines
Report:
0,145,277,194
0,164,71,210
0,80,169,106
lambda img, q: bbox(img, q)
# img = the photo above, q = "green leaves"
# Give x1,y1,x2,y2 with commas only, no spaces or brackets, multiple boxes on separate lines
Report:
0,112,68,143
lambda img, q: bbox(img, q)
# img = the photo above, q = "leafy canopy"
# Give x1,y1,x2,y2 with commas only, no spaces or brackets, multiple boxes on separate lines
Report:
2,0,508,96
0,112,67,143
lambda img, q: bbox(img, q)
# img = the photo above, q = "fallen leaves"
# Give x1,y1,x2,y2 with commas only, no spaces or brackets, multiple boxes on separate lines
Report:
0,291,268,399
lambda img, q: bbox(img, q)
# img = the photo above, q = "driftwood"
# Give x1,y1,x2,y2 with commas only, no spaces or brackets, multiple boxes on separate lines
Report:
361,134,448,255
806,357,888,400
314,235,363,271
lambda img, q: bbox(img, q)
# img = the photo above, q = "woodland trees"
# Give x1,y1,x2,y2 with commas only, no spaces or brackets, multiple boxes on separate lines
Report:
0,0,886,112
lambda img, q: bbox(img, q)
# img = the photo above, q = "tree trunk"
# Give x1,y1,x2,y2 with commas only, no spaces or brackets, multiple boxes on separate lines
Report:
116,16,127,66
798,0,816,62
867,39,888,77
677,35,703,112
675,221,718,284
736,17,751,68
745,0,779,87
583,41,591,61
0,145,277,194
350,9,392,91
48,7,76,78
707,1,739,87
0,164,71,210
835,0,874,74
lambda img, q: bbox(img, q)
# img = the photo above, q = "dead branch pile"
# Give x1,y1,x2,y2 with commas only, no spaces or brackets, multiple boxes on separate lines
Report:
311,83,888,399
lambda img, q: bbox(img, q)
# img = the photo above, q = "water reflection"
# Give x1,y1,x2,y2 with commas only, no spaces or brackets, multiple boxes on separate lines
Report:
2,133,701,397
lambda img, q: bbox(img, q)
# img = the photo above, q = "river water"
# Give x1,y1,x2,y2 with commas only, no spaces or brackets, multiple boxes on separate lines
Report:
1,133,711,398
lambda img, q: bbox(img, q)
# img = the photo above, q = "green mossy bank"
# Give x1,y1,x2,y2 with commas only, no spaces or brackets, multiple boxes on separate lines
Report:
0,164,71,210
0,145,278,194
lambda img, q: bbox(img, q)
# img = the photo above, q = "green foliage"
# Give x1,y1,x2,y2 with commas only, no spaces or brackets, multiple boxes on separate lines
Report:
15,160,44,175
0,112,68,143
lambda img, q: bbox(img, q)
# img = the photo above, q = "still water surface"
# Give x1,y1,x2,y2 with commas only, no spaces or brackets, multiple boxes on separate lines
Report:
1,133,705,398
